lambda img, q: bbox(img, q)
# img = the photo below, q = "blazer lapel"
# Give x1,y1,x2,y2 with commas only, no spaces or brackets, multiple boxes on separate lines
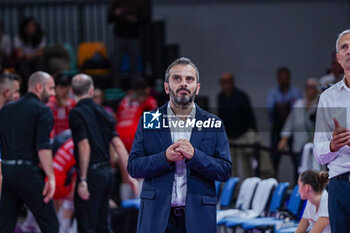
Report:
158,103,173,148
190,104,205,150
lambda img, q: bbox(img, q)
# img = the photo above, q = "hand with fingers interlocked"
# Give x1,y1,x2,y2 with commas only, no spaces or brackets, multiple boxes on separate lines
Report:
174,139,194,160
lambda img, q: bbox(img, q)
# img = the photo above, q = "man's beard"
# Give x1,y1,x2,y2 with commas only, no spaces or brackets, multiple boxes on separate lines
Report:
41,89,50,103
169,86,196,109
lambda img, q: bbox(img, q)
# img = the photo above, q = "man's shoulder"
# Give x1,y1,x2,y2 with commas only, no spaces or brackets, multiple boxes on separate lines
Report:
319,81,342,98
267,87,279,97
289,86,301,95
69,105,81,118
144,103,167,115
1,99,19,112
196,105,221,122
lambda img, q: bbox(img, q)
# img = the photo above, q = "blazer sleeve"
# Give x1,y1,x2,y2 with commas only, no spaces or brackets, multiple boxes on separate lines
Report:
127,117,174,178
187,121,232,182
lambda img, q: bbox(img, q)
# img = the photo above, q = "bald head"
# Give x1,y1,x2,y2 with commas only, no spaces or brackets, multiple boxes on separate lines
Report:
28,71,52,90
71,74,94,97
27,71,55,103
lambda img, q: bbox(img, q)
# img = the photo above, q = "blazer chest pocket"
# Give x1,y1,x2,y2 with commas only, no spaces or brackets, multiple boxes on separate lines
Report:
201,195,217,205
140,190,156,200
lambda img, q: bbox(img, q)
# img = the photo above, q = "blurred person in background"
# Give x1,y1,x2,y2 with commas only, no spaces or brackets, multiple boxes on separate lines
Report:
0,21,12,72
0,71,58,233
319,52,343,89
14,17,46,93
47,73,76,139
296,170,330,233
93,88,115,116
115,76,157,200
217,72,259,178
267,67,301,172
116,76,157,152
0,72,21,195
108,0,149,87
0,73,21,109
69,74,138,232
278,78,319,172
52,137,77,233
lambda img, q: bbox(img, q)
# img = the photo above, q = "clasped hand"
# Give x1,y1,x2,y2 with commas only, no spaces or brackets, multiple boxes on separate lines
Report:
165,139,194,163
330,118,350,152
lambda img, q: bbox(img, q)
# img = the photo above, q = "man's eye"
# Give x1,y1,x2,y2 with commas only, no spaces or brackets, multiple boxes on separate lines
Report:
187,77,194,82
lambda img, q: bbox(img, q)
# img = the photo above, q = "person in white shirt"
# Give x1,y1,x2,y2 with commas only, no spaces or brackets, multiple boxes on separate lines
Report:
314,29,350,232
319,52,343,89
296,170,330,233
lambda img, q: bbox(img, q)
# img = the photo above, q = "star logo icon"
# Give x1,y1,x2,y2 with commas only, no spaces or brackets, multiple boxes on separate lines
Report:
150,110,161,122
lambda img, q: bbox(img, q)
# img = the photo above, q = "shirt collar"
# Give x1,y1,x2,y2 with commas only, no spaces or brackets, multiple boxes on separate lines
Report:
338,76,350,92
25,92,40,100
167,102,196,120
77,98,94,106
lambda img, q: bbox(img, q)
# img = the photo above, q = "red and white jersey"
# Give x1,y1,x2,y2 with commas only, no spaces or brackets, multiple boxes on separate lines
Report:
53,139,76,199
53,139,75,174
47,96,76,138
116,96,158,151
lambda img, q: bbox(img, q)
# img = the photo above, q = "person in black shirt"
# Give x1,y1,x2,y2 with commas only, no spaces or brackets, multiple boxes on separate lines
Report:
69,74,138,233
0,71,58,233
107,0,150,86
217,72,262,178
0,73,21,195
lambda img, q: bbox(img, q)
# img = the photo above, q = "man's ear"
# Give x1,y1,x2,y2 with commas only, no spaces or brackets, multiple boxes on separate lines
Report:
336,53,341,64
89,87,95,97
164,82,170,94
3,88,10,98
35,83,43,93
195,83,200,95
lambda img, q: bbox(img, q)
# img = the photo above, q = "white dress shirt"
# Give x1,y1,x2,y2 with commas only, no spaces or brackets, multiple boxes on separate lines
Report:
167,103,196,207
314,78,350,178
281,98,317,153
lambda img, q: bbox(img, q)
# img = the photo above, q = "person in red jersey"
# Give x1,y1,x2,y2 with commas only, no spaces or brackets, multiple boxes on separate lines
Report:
53,138,76,200
116,77,157,152
52,135,77,233
47,73,76,138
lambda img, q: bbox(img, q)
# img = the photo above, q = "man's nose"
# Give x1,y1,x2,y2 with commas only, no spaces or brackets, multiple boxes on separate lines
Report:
180,79,187,87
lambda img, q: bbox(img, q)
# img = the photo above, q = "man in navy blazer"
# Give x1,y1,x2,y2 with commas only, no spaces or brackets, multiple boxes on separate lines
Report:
128,57,232,233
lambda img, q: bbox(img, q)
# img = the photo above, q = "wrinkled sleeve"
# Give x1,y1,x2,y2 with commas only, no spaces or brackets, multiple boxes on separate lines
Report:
313,94,338,165
36,106,54,150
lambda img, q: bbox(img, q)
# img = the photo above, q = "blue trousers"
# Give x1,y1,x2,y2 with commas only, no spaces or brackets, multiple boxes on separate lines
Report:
328,178,350,232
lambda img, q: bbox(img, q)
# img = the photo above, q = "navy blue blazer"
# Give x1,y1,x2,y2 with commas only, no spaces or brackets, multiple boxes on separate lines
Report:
128,103,232,233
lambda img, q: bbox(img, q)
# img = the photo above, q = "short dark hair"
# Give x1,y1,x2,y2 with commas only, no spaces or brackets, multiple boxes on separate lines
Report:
54,73,71,87
165,57,199,83
0,73,21,92
277,67,290,77
19,16,44,47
